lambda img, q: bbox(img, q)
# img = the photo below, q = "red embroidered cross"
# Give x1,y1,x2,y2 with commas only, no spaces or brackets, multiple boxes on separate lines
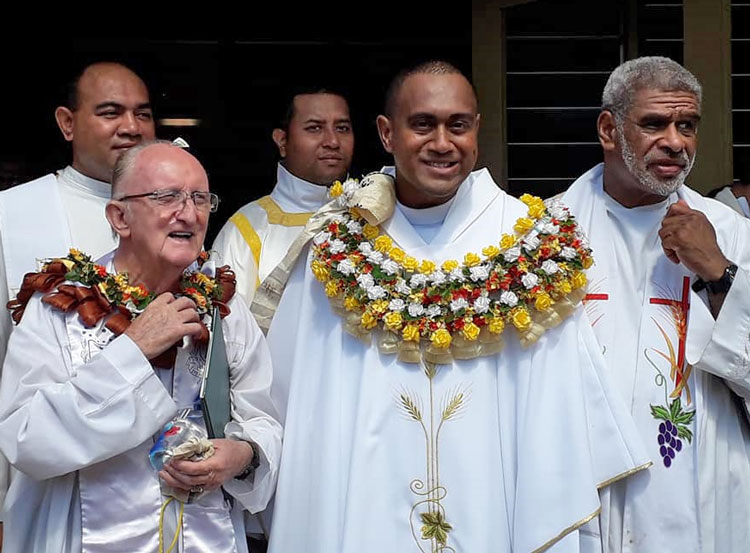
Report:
649,276,691,370
583,293,609,302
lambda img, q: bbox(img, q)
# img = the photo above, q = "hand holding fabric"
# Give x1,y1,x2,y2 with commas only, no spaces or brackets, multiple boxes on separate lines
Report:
124,293,203,359
159,438,254,492
660,199,729,280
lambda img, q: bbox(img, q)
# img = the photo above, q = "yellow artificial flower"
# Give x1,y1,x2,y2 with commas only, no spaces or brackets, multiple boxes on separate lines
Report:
514,217,535,234
371,299,390,314
403,256,419,272
571,271,587,290
389,247,406,263
363,223,379,240
528,203,546,220
462,321,481,341
488,317,505,334
325,281,339,297
97,282,109,295
499,234,516,250
361,311,378,330
329,180,344,198
557,262,570,273
419,259,436,274
311,260,330,282
464,252,481,267
114,273,128,287
534,292,553,312
482,245,500,259
441,259,459,272
519,193,542,207
374,235,393,253
69,248,85,262
384,311,403,331
403,324,421,342
59,259,75,271
344,296,360,311
511,307,532,331
430,328,452,349
555,279,573,295
195,295,207,309
582,256,594,269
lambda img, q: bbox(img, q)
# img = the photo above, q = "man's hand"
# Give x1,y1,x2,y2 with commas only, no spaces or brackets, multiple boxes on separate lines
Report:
659,200,729,281
124,293,203,359
159,439,254,492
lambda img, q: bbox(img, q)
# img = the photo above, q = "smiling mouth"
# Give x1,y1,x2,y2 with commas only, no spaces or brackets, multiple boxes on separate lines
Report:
423,160,458,169
169,231,194,240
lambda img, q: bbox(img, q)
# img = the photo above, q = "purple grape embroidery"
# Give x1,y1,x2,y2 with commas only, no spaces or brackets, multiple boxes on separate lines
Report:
651,397,694,468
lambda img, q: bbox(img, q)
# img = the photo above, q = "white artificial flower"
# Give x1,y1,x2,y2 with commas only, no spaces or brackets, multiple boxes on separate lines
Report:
500,291,518,307
469,265,490,282
521,272,539,289
343,179,359,196
313,231,331,246
410,273,428,288
522,235,541,252
449,268,465,282
330,214,347,223
408,303,425,317
426,304,442,318
357,273,375,290
329,239,346,254
395,279,412,295
367,285,387,300
346,220,363,234
429,270,447,286
335,196,349,209
473,295,491,314
367,251,385,265
336,259,355,276
541,260,560,275
381,259,399,275
389,298,406,312
358,242,373,255
450,297,470,312
542,222,560,235
547,201,569,220
560,246,578,260
503,246,521,262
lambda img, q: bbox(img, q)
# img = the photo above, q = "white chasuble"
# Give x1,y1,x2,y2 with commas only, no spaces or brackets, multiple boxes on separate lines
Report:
563,164,750,553
0,254,282,553
266,169,649,553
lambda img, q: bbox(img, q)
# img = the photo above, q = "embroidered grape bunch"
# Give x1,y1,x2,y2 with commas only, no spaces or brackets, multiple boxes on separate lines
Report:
650,397,695,468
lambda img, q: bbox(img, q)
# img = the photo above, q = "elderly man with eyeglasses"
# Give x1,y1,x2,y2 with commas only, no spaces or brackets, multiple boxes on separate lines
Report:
0,141,281,553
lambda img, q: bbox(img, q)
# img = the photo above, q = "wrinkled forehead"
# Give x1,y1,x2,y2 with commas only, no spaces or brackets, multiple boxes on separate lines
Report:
123,148,209,195
629,87,701,116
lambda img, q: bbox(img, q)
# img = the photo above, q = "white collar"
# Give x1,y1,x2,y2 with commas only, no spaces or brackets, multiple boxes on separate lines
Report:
271,163,329,213
57,166,111,199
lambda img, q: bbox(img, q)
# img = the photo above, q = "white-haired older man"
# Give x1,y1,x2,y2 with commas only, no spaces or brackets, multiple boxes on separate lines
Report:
563,56,750,552
0,141,281,553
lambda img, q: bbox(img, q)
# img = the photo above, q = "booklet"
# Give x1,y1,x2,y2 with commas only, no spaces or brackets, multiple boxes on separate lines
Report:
200,307,230,439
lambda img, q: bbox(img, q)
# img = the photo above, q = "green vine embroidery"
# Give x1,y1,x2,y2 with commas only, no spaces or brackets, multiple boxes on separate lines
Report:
398,360,468,552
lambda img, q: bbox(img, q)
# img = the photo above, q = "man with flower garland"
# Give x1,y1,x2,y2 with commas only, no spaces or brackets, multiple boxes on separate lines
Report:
213,87,354,305
0,141,281,552
0,61,156,546
262,61,649,553
562,56,750,553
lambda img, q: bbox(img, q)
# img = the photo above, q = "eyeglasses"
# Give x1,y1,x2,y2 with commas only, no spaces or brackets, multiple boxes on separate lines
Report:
115,189,220,213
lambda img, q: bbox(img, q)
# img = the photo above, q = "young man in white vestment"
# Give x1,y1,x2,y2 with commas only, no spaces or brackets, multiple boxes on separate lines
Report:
0,61,156,543
213,88,354,304
562,56,750,552
263,61,650,553
0,141,282,552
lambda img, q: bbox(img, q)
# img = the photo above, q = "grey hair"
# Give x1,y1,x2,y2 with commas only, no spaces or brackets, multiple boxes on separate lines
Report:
602,56,702,120
111,139,176,198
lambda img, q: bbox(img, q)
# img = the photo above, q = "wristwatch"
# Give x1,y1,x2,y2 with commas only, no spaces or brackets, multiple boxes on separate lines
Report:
692,263,738,294
235,441,261,481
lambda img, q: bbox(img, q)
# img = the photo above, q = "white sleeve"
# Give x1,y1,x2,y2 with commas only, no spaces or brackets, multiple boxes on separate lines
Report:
212,218,261,307
0,295,177,481
0,226,10,521
219,295,282,513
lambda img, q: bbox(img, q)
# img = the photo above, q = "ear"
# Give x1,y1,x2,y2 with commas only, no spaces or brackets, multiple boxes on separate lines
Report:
55,106,75,143
597,110,618,152
376,115,394,153
272,128,288,157
105,201,131,239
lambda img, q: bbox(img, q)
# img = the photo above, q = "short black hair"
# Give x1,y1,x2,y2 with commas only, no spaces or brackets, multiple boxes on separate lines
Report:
383,60,476,118
278,86,351,131
63,60,147,111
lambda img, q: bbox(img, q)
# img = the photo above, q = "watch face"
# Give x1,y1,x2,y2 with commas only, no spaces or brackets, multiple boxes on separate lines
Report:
707,263,737,294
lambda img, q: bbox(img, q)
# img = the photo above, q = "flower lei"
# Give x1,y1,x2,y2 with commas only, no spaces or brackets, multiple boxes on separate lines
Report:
311,177,593,364
62,248,223,317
